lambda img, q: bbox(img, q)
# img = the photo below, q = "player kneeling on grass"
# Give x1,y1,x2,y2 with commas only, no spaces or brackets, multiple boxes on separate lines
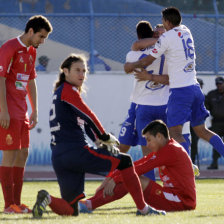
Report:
79,120,196,213
32,54,166,218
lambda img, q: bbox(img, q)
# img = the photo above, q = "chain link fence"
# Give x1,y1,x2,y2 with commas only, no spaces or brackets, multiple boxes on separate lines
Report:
0,13,224,74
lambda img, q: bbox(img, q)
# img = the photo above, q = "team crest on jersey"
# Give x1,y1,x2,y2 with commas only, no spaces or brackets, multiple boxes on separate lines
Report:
6,134,13,145
156,189,162,195
183,62,194,73
19,56,24,63
0,66,3,72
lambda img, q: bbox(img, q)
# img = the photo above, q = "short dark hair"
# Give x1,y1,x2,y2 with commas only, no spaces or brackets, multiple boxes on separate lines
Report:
25,15,53,33
136,20,154,39
162,7,182,26
142,120,169,138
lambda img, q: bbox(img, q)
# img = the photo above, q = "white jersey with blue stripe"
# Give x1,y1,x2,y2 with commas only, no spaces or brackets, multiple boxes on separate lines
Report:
126,47,169,106
150,25,197,88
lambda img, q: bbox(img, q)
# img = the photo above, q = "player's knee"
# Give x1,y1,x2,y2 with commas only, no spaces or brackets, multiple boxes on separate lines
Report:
193,124,213,141
117,153,133,170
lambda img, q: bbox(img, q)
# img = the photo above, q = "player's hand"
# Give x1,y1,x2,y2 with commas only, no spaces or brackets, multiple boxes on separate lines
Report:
134,69,153,82
104,144,120,156
95,177,111,193
0,111,10,129
103,178,116,197
124,62,135,74
29,111,38,130
101,133,120,146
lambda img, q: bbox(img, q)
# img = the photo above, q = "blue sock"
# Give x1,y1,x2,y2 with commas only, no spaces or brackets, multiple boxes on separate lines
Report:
209,135,224,157
180,141,190,155
143,169,155,181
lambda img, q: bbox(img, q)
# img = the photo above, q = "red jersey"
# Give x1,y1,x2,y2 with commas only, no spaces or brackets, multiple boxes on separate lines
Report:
0,37,37,120
111,139,196,209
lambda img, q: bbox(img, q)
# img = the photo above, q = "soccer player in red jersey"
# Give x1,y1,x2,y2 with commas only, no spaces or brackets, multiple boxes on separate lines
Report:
79,120,196,213
0,15,52,214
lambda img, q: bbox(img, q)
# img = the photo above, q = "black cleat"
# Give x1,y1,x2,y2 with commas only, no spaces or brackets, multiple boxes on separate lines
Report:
32,190,50,218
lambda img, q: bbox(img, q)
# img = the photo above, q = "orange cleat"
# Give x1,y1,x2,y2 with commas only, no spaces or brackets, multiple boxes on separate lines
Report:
4,204,22,214
19,204,32,213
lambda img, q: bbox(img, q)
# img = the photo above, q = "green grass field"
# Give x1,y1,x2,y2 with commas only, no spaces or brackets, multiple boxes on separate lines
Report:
0,179,224,224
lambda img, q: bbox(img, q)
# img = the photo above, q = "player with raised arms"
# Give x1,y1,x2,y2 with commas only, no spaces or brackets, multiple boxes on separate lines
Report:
124,7,224,163
32,54,166,218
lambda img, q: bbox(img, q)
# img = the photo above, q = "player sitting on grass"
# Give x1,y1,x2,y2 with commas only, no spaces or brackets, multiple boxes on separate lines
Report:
79,120,196,213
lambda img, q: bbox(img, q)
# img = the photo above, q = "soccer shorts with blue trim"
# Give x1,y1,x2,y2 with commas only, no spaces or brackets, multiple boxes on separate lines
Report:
118,103,138,146
167,84,209,128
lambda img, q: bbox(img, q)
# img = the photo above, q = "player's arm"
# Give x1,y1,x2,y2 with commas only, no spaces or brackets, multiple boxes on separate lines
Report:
124,54,156,74
0,77,10,129
27,79,38,129
131,38,157,51
61,86,119,145
0,42,16,129
134,69,169,85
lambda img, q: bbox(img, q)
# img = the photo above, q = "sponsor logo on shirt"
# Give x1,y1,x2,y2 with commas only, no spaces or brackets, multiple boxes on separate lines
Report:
15,81,27,90
178,32,183,38
0,65,3,72
152,48,158,54
183,62,194,73
17,73,29,81
18,51,23,54
6,134,13,145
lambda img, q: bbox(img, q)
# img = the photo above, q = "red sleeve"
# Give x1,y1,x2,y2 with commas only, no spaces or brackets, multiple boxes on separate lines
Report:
61,83,106,138
0,40,15,78
134,145,176,176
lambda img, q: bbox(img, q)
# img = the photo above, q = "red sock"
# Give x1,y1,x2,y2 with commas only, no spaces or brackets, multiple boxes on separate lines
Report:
90,182,128,210
1,166,14,208
12,167,24,205
49,195,74,216
120,166,146,210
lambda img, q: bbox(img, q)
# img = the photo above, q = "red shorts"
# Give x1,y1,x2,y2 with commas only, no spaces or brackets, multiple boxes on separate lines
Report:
0,118,30,150
145,181,193,211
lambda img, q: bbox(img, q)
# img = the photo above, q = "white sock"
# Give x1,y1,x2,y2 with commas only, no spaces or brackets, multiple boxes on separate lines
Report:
139,205,149,214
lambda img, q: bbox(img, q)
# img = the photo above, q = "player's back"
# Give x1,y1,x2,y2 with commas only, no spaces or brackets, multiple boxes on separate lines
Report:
126,47,169,106
159,25,197,88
